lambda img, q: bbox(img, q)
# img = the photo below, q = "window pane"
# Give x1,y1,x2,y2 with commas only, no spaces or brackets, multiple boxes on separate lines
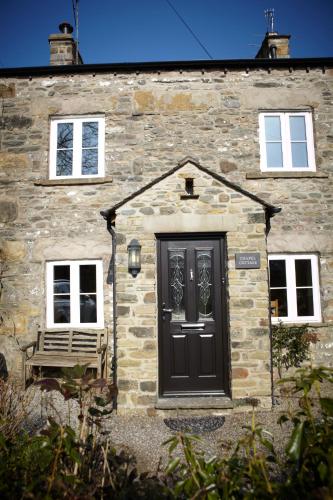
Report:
82,122,98,147
80,294,97,323
269,260,286,287
295,259,313,287
82,149,98,175
54,265,70,293
169,250,185,321
197,251,213,319
265,116,281,140
297,289,314,316
290,116,306,141
56,150,73,176
291,143,308,168
57,123,73,149
54,295,71,323
270,289,288,317
80,265,96,293
266,143,283,168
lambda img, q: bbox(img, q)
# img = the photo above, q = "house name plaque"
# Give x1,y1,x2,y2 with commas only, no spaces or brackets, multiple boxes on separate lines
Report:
235,253,260,269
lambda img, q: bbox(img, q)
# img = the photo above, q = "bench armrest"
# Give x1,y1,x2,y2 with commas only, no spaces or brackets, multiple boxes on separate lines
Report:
97,343,107,354
21,341,37,352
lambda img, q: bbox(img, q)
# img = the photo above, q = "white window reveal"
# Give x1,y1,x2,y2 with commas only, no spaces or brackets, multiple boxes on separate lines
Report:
46,260,104,328
259,112,316,171
269,254,321,323
50,117,105,179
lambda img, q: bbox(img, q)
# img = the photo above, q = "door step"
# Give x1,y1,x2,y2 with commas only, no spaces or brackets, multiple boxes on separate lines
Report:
155,396,233,410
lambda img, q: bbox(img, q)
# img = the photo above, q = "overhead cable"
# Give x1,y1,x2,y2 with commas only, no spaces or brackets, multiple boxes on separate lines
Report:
165,0,214,60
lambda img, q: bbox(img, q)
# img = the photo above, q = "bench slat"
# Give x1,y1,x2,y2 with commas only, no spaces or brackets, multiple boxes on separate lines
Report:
22,329,108,384
44,334,99,341
26,354,98,368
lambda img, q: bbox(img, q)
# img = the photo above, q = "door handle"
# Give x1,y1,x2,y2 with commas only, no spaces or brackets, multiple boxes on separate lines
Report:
162,302,173,314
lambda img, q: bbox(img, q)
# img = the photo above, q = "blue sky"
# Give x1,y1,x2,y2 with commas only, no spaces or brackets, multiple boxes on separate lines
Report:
1,0,332,68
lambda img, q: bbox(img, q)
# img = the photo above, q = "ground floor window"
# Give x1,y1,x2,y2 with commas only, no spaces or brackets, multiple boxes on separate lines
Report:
46,260,104,328
269,254,321,323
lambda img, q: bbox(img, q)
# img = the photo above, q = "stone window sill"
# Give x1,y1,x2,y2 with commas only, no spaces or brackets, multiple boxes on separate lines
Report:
34,176,113,187
155,396,234,409
272,322,331,329
180,194,200,200
246,172,328,179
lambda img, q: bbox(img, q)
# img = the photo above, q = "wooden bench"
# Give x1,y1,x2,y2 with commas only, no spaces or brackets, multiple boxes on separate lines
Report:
21,329,108,387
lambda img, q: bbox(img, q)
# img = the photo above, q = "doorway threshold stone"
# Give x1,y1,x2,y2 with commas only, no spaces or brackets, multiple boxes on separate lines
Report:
155,396,234,410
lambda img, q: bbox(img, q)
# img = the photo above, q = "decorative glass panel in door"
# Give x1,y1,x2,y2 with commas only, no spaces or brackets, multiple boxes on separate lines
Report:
158,236,229,397
196,250,213,319
168,250,185,321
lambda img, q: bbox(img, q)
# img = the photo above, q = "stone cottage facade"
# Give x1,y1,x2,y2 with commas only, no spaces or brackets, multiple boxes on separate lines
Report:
0,26,332,414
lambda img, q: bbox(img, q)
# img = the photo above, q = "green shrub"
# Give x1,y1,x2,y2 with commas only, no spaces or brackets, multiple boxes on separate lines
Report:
164,366,333,499
277,366,333,498
0,365,167,499
0,365,332,499
272,322,318,378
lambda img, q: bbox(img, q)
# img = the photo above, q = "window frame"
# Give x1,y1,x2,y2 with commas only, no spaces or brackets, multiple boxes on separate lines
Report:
49,116,105,179
259,112,316,172
46,260,104,328
269,254,321,324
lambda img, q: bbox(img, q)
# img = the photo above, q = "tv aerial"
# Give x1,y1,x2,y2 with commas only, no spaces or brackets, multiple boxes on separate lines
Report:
264,8,275,33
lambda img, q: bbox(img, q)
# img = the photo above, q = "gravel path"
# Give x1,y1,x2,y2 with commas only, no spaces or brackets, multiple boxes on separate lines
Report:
103,410,293,472
25,386,297,473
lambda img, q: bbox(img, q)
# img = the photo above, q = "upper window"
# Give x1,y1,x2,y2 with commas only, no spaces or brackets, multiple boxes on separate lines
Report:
269,254,321,323
259,112,316,172
46,260,104,328
49,117,105,179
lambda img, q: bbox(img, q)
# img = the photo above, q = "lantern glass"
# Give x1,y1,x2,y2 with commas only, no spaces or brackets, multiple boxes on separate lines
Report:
128,239,141,277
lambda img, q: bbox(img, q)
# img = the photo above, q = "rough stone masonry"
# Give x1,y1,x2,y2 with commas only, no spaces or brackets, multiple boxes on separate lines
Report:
0,53,332,413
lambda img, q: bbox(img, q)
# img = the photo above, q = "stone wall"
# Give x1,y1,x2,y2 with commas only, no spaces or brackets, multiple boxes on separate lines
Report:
114,161,272,412
0,65,332,384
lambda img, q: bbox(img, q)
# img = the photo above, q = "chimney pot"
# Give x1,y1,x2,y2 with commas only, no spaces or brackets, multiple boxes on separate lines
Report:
59,22,73,34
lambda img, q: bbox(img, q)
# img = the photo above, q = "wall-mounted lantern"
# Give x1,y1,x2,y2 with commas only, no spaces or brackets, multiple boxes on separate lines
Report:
127,239,141,277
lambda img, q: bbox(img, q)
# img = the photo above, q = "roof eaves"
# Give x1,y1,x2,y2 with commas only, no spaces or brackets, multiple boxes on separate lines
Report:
0,57,332,77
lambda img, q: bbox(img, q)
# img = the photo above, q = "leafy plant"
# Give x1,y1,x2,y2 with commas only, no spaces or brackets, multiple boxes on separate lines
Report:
278,366,333,498
163,366,333,499
0,365,168,498
0,364,332,499
36,363,117,427
272,322,318,378
164,432,221,499
163,416,278,499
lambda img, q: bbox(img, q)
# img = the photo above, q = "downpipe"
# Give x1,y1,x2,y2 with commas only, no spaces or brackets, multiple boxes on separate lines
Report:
100,211,117,410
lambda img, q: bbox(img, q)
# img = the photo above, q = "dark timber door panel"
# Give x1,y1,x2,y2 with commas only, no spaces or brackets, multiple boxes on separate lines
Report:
157,235,229,397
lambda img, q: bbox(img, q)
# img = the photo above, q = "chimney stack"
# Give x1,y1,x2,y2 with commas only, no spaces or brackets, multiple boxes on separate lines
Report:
255,32,290,59
48,22,83,66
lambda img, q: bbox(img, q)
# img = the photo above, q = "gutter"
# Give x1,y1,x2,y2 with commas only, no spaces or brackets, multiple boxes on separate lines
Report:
100,210,117,410
0,57,332,77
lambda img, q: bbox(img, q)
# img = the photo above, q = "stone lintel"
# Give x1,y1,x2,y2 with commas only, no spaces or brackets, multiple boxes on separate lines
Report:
34,177,113,186
143,214,240,233
246,172,328,179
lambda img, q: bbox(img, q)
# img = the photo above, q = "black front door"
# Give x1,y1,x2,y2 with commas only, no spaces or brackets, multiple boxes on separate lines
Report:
157,235,229,397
